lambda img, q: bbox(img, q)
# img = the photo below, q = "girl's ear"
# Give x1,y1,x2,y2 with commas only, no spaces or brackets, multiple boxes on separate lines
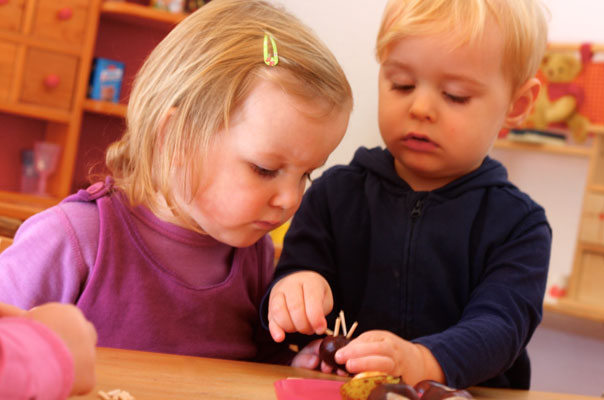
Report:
157,107,178,152
504,78,541,129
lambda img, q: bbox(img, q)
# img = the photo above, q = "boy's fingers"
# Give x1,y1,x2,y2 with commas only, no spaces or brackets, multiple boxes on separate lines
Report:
268,319,286,343
285,285,315,335
303,285,329,334
268,293,295,335
0,302,25,317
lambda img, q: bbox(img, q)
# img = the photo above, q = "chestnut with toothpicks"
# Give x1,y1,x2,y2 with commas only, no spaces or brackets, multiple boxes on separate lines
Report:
319,310,358,371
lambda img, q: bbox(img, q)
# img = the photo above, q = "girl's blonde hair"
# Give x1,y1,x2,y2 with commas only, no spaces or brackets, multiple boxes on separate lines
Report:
376,0,549,92
106,0,352,217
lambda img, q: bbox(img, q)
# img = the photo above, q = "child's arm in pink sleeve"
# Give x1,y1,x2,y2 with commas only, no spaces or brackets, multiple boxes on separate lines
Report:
0,317,74,400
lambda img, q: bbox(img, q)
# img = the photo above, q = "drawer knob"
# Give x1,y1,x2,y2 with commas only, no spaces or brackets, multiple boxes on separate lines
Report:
44,74,61,89
57,7,73,20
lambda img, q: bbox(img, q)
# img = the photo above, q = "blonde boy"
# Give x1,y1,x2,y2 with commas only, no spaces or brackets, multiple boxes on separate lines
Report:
264,0,552,389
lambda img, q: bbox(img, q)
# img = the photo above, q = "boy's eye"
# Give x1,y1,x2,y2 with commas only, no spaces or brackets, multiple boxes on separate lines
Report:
251,164,278,178
444,92,471,104
391,83,414,92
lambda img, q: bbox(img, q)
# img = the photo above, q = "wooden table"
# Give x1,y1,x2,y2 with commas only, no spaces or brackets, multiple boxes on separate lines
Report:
71,347,601,400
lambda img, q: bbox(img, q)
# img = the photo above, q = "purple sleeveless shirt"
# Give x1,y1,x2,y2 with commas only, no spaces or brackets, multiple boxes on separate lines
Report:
0,179,291,362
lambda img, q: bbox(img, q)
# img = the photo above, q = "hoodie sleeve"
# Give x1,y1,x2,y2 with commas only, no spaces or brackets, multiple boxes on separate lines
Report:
414,205,551,389
0,317,74,400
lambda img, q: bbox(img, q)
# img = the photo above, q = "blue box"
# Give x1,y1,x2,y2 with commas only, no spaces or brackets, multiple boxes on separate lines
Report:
88,58,125,103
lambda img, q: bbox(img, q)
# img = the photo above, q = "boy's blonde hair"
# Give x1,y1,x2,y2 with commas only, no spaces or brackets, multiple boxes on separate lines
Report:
376,0,549,92
106,0,352,217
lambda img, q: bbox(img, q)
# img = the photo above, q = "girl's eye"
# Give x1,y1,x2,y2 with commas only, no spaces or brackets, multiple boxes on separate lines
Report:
444,92,471,104
391,83,414,92
251,164,278,178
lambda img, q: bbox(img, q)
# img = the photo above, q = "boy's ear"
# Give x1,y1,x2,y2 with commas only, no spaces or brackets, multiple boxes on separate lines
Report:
504,78,541,129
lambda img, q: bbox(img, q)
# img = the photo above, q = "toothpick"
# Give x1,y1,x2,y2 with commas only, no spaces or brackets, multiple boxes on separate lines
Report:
339,310,347,337
346,321,358,339
333,317,341,337
325,328,334,336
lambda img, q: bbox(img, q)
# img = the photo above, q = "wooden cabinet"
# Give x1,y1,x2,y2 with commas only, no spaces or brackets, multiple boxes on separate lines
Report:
564,131,604,318
0,1,185,221
0,0,102,219
0,0,26,32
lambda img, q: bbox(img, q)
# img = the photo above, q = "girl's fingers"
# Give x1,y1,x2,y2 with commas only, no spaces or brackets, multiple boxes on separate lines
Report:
0,302,25,317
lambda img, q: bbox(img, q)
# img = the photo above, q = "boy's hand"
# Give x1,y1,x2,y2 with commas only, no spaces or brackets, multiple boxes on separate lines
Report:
27,303,98,396
268,271,333,342
333,330,445,385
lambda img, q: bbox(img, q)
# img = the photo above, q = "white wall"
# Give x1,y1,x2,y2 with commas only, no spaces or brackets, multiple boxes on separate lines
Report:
271,0,604,288
269,0,387,168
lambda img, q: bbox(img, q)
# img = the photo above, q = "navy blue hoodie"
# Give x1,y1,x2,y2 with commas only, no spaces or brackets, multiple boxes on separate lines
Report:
264,146,551,389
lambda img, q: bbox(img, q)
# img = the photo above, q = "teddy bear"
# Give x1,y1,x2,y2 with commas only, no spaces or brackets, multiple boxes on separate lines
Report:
527,43,593,143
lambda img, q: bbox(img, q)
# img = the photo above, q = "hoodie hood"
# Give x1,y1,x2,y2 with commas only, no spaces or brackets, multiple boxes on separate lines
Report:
350,146,514,197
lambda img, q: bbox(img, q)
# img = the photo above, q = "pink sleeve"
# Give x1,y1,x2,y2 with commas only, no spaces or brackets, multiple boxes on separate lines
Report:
0,317,74,400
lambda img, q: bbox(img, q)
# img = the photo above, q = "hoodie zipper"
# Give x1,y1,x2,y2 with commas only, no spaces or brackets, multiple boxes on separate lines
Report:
411,198,424,219
403,196,425,337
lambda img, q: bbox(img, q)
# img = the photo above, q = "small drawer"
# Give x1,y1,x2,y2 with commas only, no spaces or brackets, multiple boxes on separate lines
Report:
19,47,78,110
0,0,26,33
0,40,17,101
30,0,90,46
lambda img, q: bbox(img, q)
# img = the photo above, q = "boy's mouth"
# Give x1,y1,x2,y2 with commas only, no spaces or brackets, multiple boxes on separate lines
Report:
402,133,438,151
403,133,431,142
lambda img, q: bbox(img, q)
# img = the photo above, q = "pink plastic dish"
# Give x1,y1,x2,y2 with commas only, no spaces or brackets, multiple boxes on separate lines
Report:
274,378,344,400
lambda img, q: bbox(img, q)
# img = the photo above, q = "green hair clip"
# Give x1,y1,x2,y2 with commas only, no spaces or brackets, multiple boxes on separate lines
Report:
264,34,279,66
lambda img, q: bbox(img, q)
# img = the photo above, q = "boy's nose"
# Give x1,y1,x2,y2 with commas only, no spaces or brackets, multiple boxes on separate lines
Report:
409,91,436,122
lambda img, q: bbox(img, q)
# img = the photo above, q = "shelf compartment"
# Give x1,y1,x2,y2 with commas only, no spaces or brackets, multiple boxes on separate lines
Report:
100,1,186,28
83,98,126,117
545,298,604,324
493,139,592,157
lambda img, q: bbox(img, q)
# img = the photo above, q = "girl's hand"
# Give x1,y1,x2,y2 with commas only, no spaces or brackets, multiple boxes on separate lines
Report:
290,339,322,370
0,302,26,317
268,271,333,342
333,330,445,385
26,303,98,396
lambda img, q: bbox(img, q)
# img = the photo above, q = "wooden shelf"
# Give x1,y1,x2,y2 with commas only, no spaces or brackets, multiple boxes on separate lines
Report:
83,99,127,118
577,241,604,254
586,183,604,194
101,2,187,28
493,139,592,157
0,190,60,221
544,298,604,323
0,100,72,124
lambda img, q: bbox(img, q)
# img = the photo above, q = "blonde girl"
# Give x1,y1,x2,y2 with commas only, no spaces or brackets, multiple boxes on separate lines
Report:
0,0,352,365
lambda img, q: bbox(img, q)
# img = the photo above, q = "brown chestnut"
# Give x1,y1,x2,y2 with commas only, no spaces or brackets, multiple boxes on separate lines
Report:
414,380,473,399
368,383,420,400
319,335,350,370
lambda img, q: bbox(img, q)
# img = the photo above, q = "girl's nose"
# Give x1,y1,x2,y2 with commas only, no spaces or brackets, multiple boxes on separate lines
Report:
270,179,305,211
409,90,436,122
